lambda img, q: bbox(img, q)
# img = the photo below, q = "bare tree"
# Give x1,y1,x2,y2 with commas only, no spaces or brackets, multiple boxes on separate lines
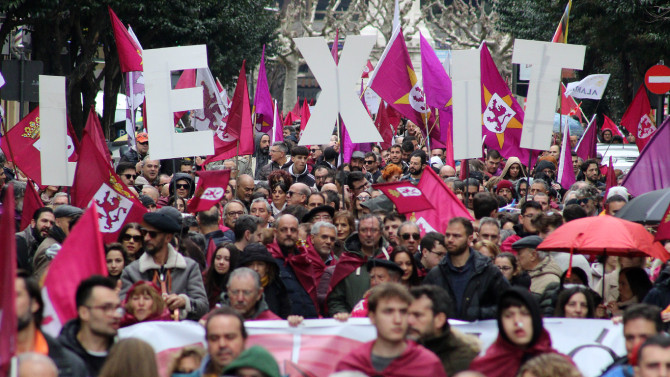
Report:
422,0,513,77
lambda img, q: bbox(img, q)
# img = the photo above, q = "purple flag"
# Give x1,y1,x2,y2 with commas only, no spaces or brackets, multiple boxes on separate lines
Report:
420,33,451,149
622,117,670,196
557,122,575,189
576,115,597,161
254,45,279,135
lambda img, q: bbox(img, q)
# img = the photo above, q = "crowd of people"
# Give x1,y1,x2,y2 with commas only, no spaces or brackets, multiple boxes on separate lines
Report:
3,121,670,377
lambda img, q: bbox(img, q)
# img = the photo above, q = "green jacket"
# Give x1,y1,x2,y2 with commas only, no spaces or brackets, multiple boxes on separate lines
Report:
421,327,481,376
327,232,389,316
222,345,280,377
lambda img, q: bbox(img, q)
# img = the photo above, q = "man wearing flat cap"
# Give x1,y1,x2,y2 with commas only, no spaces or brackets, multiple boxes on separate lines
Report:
120,207,208,320
349,259,404,318
512,235,561,297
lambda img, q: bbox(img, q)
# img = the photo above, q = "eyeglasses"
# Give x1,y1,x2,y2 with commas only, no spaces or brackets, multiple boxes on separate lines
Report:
357,195,370,202
228,289,256,297
428,249,446,258
121,234,142,242
137,141,148,146
123,174,137,180
577,198,591,205
353,181,369,191
364,160,375,164
287,191,297,197
140,228,161,239
226,211,245,217
176,183,190,190
85,303,123,315
400,233,421,241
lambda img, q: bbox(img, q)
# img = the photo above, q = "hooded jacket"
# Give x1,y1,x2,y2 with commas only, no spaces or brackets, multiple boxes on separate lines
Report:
286,163,316,187
43,331,88,377
253,132,271,176
57,319,112,377
469,287,568,377
335,340,447,377
326,232,389,316
169,173,195,198
499,157,528,182
423,248,509,321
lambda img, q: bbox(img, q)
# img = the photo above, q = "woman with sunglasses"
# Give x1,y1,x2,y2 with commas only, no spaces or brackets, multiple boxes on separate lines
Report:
118,223,144,261
169,173,195,199
353,191,371,219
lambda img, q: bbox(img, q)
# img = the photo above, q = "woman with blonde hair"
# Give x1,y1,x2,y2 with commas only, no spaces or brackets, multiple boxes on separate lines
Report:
98,338,159,377
120,281,173,327
474,239,500,260
517,353,582,377
167,346,206,377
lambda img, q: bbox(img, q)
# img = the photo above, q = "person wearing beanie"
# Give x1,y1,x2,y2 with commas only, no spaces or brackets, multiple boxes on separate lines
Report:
222,345,280,377
495,180,516,203
469,287,569,377
120,208,208,320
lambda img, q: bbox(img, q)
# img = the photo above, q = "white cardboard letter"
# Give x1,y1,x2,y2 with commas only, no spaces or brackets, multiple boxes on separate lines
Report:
143,45,214,160
39,75,75,186
451,49,482,159
512,39,586,150
294,36,381,145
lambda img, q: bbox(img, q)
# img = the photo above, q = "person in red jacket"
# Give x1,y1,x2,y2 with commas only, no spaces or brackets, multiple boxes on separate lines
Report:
335,283,446,377
469,287,570,377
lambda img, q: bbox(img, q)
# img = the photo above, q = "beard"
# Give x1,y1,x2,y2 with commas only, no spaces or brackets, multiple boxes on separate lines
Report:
409,166,423,175
261,146,270,154
17,311,33,331
448,242,469,256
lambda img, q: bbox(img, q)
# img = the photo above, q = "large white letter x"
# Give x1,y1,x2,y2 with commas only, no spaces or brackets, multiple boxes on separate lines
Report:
294,35,381,145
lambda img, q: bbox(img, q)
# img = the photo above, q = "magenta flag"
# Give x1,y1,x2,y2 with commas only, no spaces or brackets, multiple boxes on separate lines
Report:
622,117,670,196
576,115,597,161
480,43,533,163
41,204,108,336
412,168,473,235
0,186,17,375
420,33,451,148
254,45,277,135
557,122,575,189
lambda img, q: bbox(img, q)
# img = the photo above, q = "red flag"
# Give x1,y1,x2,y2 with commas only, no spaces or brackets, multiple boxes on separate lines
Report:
372,181,433,214
604,156,617,198
560,83,582,123
386,105,402,136
459,159,469,181
375,102,393,150
299,98,310,137
84,107,111,165
41,204,108,336
20,180,43,231
410,168,473,235
621,85,655,151
361,60,374,78
0,107,79,186
602,114,628,143
173,69,197,125
0,185,17,375
205,238,217,268
204,61,255,164
480,43,534,164
368,28,429,129
186,169,231,213
108,7,143,73
71,109,146,243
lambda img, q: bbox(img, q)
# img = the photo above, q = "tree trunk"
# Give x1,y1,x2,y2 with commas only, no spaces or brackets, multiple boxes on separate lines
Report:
282,51,299,113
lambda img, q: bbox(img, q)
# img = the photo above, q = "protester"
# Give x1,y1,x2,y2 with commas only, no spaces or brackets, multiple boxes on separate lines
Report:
167,346,206,377
516,353,584,377
104,243,128,286
204,242,241,310
98,338,159,377
424,217,509,320
335,283,447,376
15,271,87,377
553,286,596,318
237,243,291,318
512,235,561,297
469,287,566,377
221,267,282,320
16,207,55,273
119,281,172,327
608,267,652,316
17,353,59,377
120,210,208,320
200,307,247,375
118,223,144,261
407,285,480,375
222,345,281,377
333,210,355,244
58,276,120,376
634,335,670,377
391,247,422,287
494,252,531,288
417,232,447,273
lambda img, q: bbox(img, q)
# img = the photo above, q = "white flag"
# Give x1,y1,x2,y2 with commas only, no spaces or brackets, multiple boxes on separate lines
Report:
0,71,5,88
565,74,610,100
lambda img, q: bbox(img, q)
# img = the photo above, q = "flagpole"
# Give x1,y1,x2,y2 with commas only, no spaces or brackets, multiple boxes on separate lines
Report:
423,115,431,152
271,99,278,144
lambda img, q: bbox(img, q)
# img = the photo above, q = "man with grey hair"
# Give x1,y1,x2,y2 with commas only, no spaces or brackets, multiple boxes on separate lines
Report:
140,155,160,185
477,217,501,245
576,186,600,217
256,141,291,181
310,221,337,264
250,197,273,227
18,352,59,377
223,199,248,230
50,192,70,207
397,221,421,255
222,266,280,320
529,178,549,197
533,192,551,213
512,235,561,297
141,185,160,203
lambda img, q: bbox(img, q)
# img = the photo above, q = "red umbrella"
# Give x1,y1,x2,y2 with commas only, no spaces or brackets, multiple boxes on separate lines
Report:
537,215,669,262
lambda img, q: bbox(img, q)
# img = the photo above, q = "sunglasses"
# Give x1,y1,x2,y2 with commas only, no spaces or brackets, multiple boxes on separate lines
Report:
140,228,161,239
176,183,190,190
577,198,591,205
287,191,296,197
364,160,375,164
121,234,142,242
400,233,421,241
137,141,148,146
123,174,137,180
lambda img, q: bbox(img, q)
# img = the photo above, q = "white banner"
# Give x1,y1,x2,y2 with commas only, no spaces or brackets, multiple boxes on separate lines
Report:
565,74,611,100
119,318,624,377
